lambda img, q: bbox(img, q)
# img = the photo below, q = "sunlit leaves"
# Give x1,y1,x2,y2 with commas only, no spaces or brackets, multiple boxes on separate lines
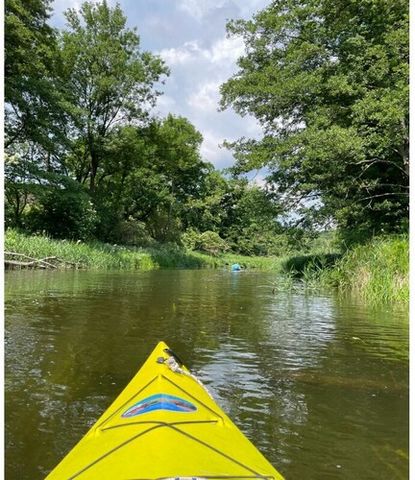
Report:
221,0,409,240
60,1,169,189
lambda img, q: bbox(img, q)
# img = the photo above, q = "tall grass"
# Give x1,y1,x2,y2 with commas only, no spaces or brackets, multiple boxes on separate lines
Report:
279,235,409,304
5,229,155,269
4,229,281,271
325,236,409,304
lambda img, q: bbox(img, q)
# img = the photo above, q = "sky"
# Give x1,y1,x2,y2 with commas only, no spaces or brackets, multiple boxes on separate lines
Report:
51,0,270,174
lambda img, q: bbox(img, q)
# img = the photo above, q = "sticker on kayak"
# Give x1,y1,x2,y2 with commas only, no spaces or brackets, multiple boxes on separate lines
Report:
122,394,197,417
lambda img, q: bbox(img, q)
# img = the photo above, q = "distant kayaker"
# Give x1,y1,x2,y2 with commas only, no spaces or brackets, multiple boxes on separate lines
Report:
231,263,241,271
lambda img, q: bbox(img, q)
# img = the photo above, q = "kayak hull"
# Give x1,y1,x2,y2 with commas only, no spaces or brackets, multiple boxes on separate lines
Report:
45,341,284,479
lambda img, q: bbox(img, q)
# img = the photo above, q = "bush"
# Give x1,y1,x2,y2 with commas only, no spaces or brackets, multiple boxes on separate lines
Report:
25,179,98,240
196,231,229,256
181,229,200,250
113,218,156,247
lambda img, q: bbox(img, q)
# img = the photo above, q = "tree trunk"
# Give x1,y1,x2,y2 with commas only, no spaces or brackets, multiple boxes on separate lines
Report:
89,141,99,191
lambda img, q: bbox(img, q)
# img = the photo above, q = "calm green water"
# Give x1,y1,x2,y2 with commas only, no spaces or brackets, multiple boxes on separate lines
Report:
5,270,408,479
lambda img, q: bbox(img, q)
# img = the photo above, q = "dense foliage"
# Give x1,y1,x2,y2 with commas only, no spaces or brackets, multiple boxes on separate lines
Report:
220,0,409,242
5,0,67,151
5,0,408,256
4,0,285,255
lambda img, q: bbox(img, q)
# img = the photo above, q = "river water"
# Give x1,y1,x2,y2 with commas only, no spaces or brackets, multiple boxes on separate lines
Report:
5,269,409,479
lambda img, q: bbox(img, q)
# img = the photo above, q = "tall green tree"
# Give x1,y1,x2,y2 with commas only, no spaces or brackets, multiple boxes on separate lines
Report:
221,0,409,241
217,179,284,255
61,0,169,190
5,0,66,150
139,115,208,241
92,116,211,243
183,168,229,233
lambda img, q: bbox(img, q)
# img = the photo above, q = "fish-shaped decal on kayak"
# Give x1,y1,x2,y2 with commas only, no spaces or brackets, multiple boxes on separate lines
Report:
122,393,197,417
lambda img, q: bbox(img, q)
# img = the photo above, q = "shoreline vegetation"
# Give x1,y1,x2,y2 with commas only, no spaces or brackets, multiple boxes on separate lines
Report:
280,236,409,305
5,230,408,305
4,229,283,271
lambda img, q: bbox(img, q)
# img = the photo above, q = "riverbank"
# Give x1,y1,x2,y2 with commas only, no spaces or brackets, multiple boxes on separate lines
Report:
325,236,409,304
5,230,408,304
282,236,409,304
4,229,282,271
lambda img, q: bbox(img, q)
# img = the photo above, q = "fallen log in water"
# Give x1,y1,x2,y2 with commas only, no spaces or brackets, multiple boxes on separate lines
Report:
5,259,49,269
5,252,80,270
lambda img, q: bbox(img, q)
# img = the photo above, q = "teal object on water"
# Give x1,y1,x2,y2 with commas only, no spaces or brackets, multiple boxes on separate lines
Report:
231,263,241,271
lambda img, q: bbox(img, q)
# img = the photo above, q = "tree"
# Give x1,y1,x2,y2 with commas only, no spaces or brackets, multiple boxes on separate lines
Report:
220,0,409,242
5,0,66,150
217,179,284,255
25,177,98,240
182,175,286,256
4,144,40,228
61,0,169,190
182,168,229,233
90,116,212,243
5,142,97,240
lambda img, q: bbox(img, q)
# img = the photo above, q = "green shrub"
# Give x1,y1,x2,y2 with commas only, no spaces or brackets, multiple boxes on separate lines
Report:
181,229,201,250
113,218,155,247
196,231,229,256
25,179,98,241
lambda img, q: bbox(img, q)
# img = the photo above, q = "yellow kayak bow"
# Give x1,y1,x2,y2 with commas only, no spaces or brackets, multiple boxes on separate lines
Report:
46,341,284,479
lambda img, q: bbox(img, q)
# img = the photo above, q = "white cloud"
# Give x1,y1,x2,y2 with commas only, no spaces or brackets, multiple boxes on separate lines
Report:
209,35,245,63
240,0,270,17
155,94,177,116
52,0,82,10
177,0,270,22
187,81,220,111
177,0,227,21
158,34,244,73
159,41,203,66
200,130,225,163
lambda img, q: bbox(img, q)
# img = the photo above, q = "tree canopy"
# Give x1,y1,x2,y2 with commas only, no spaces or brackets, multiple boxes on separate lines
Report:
220,0,409,241
5,0,66,150
60,0,169,190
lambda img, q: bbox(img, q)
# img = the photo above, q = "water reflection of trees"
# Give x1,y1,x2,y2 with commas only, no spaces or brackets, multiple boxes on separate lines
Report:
5,270,408,480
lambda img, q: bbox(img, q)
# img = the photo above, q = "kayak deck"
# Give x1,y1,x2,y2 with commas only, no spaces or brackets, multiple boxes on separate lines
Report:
45,341,284,479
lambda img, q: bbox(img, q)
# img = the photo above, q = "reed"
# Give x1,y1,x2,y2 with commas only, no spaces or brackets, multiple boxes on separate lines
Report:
326,236,409,304
279,236,408,304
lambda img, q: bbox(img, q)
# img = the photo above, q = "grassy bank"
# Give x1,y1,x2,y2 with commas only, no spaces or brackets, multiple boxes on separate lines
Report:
325,236,409,304
4,229,281,271
282,236,409,304
5,230,408,304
